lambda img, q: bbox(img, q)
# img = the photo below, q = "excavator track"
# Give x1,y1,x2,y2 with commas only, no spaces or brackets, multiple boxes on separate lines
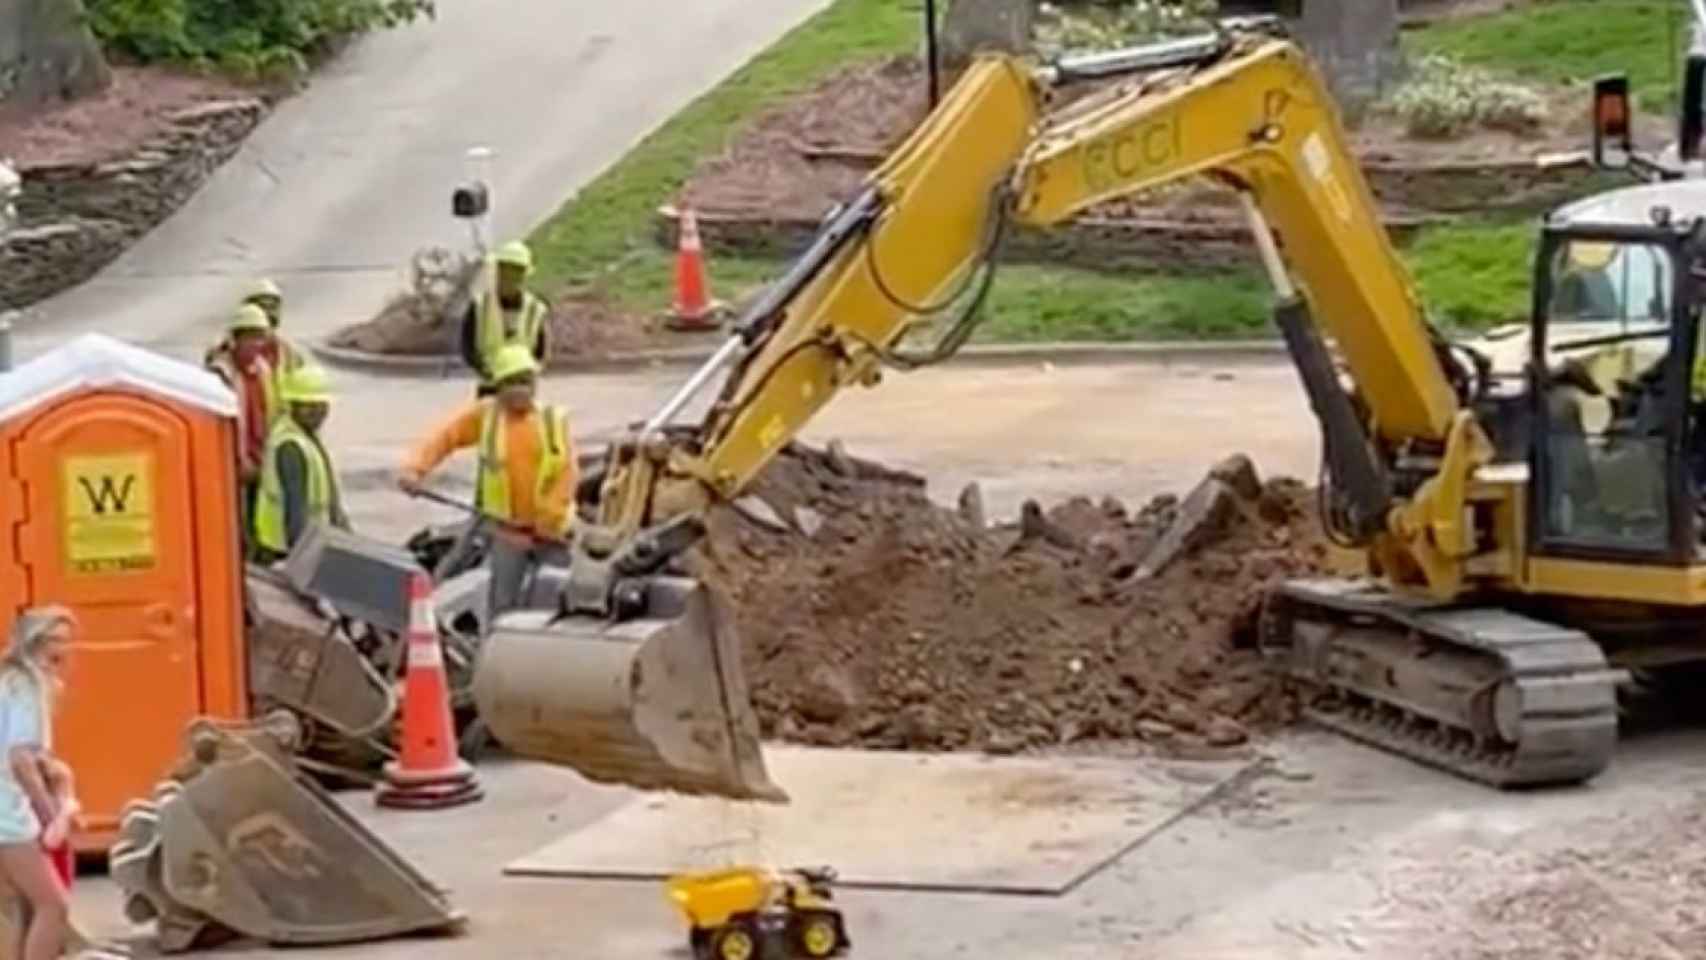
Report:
1261,578,1626,788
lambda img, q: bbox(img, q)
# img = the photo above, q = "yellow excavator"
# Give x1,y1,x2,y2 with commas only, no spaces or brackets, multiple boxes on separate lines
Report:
469,17,1706,800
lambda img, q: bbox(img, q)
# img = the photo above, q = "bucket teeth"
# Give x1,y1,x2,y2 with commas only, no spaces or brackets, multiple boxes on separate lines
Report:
112,809,196,937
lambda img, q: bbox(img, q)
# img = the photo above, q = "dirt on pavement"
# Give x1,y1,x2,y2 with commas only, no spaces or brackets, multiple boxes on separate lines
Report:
695,441,1328,757
0,66,254,169
328,288,676,361
1360,793,1706,959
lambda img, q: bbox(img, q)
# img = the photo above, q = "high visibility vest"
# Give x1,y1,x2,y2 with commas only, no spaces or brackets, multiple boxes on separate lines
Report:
475,290,547,382
264,335,308,405
254,417,340,553
476,401,570,532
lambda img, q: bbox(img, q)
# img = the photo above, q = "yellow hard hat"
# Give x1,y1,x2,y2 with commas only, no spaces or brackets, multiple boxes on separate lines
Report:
489,344,539,383
228,303,271,333
1567,241,1617,270
244,278,283,304
281,364,333,404
494,241,533,271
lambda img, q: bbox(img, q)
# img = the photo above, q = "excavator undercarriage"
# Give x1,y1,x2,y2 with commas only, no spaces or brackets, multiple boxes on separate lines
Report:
443,21,1706,803
1261,580,1625,786
177,22,1706,838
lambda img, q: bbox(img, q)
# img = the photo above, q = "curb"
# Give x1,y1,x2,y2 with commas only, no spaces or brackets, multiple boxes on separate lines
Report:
309,337,1288,378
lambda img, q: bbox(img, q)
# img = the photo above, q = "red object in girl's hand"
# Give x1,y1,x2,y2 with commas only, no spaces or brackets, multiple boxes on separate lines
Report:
44,843,72,890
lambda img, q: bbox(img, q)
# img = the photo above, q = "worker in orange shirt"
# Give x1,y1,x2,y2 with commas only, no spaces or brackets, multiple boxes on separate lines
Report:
397,345,577,611
205,304,279,556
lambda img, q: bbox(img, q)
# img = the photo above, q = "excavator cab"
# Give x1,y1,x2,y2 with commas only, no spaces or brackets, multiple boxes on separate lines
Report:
1529,182,1706,564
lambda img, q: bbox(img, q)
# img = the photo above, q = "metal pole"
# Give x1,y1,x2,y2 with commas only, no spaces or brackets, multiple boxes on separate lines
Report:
925,0,940,107
465,146,494,255
1238,194,1296,300
0,311,15,373
641,334,747,436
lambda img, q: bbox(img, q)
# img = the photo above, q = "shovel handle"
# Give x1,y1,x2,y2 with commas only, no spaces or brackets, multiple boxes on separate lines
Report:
406,486,571,549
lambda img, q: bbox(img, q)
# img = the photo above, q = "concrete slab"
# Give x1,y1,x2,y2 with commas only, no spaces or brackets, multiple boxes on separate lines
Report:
504,746,1254,896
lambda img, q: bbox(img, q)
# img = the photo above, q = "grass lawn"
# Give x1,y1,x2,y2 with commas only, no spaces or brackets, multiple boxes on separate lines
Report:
525,0,1569,344
601,216,1536,343
975,221,1539,341
526,0,918,293
1409,0,1693,112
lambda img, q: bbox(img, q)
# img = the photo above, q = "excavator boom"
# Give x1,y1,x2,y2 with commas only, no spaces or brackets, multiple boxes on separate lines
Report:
473,23,1619,799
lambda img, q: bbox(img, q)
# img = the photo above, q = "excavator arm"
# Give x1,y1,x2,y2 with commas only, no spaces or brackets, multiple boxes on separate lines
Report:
472,23,1500,801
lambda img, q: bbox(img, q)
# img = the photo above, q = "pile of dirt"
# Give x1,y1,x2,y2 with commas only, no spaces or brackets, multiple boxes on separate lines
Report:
327,289,678,361
0,66,255,169
696,442,1329,756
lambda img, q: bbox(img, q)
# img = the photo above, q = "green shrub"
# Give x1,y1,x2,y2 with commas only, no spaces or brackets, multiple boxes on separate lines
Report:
1386,53,1548,139
86,0,435,74
1034,0,1220,55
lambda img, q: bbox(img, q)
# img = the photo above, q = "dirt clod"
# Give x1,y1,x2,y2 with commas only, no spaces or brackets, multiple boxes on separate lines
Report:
795,664,861,725
699,441,1328,757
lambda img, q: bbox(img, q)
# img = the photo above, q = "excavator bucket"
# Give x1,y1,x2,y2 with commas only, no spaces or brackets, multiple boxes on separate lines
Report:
472,575,786,802
111,716,462,952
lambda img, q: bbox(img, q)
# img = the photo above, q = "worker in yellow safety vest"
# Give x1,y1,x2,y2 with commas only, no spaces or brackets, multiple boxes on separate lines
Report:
205,304,281,556
254,364,349,562
399,344,576,610
242,277,308,385
459,241,550,397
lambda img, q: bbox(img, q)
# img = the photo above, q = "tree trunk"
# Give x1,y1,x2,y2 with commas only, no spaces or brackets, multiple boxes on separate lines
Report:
1295,0,1402,124
0,0,112,109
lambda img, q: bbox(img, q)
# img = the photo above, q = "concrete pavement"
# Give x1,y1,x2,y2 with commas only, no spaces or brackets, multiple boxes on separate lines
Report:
321,356,1320,542
69,728,1706,959
10,0,832,359
45,354,1706,958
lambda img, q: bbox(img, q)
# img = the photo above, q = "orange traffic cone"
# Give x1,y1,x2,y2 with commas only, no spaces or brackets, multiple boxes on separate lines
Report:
375,571,483,810
667,206,723,331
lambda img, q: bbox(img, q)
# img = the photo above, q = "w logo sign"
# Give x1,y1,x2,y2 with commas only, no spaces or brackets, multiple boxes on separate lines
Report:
77,474,137,516
62,453,157,574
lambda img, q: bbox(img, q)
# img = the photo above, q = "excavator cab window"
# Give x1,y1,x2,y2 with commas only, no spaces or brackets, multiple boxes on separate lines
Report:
1532,232,1695,562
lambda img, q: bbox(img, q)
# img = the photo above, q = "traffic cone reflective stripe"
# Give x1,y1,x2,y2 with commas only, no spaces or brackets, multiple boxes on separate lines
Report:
668,207,722,330
376,571,482,809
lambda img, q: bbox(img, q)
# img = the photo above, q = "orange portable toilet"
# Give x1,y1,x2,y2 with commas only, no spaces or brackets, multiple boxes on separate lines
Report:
0,334,249,852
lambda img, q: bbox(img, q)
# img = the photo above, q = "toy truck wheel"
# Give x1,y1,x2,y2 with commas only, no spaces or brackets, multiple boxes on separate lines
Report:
690,928,711,960
711,921,759,960
793,911,845,957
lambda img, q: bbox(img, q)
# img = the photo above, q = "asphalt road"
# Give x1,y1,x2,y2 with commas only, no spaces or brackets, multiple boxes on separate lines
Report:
10,0,832,358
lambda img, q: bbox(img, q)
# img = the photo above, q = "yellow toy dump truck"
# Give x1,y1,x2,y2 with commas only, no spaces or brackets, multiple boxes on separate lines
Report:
666,866,850,960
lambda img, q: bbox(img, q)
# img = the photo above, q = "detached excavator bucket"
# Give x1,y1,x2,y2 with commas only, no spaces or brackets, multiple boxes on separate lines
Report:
112,716,462,952
472,575,786,802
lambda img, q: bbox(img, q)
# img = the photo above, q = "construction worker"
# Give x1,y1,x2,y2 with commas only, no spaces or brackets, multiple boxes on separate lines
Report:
460,241,549,397
241,278,309,382
254,364,349,562
205,304,279,555
398,344,576,611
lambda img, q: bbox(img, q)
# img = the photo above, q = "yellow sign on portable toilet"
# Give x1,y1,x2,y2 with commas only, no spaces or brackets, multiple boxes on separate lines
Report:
0,334,250,852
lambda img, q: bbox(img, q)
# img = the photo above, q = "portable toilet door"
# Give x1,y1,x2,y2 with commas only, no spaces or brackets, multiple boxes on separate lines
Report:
0,335,249,852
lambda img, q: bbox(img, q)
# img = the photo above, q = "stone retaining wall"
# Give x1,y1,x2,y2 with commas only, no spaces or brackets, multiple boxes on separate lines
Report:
1,97,266,309
1363,158,1620,215
668,156,1611,274
660,207,1445,274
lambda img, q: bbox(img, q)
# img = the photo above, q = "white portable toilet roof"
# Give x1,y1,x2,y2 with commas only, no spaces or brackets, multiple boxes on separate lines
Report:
0,333,237,424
